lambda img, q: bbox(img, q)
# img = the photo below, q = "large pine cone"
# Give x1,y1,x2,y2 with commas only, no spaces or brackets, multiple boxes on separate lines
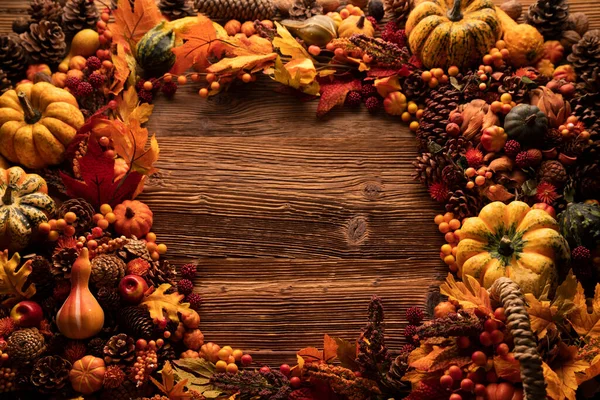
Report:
526,0,570,40
103,333,136,364
446,189,483,219
57,198,95,235
415,85,462,151
6,328,46,364
570,92,600,135
0,69,13,95
401,70,428,102
412,153,449,186
52,247,78,278
29,0,63,23
195,0,276,20
118,306,155,340
31,355,71,393
289,0,323,20
97,287,122,311
87,337,107,358
27,255,55,299
384,0,412,22
0,34,28,81
538,160,568,188
20,20,66,64
568,30,600,93
158,0,195,20
91,254,126,288
62,0,100,37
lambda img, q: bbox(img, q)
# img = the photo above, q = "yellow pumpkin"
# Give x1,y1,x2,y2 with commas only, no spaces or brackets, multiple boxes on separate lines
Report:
495,7,544,67
406,0,502,69
456,201,570,296
338,15,375,38
0,82,84,169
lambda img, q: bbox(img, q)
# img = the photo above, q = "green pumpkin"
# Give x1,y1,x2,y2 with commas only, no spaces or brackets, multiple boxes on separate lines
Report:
558,202,600,250
0,166,55,252
504,104,548,146
135,22,176,77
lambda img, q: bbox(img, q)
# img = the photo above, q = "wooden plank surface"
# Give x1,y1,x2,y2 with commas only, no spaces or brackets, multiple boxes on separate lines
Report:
1,0,599,366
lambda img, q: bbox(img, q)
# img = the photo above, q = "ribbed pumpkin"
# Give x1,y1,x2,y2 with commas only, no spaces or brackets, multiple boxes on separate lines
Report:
456,201,570,297
0,82,84,169
406,0,502,69
0,167,55,252
495,7,544,67
69,356,106,395
136,22,177,77
338,15,375,38
113,200,153,238
504,104,548,145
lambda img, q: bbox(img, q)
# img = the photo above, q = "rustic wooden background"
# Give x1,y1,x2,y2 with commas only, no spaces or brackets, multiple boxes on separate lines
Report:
1,0,599,365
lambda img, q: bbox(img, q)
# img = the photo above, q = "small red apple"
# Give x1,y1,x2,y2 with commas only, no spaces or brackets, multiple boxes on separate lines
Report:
10,301,44,327
118,274,149,304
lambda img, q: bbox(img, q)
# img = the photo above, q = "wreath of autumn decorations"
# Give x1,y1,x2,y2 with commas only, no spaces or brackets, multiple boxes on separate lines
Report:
0,0,599,398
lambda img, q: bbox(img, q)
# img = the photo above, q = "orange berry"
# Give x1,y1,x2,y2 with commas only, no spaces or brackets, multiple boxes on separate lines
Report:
449,263,458,273
146,232,157,242
483,54,493,65
445,232,456,243
64,212,77,223
362,54,373,63
496,40,506,49
100,204,112,215
210,81,220,91
232,349,244,361
479,82,487,90
431,68,443,78
490,101,503,113
56,219,67,230
241,21,256,36
146,242,158,253
242,73,252,83
475,175,486,186
479,74,488,81
102,60,113,69
92,214,103,224
434,214,445,225
502,103,512,114
452,246,458,256
63,225,76,237
326,42,335,51
143,81,153,91
191,73,200,82
443,212,454,222
334,47,345,57
566,115,578,124
226,363,238,373
48,230,60,241
101,12,110,22
500,49,510,58
421,71,432,82
199,88,209,98
215,360,227,372
218,348,232,361
163,73,173,83
448,219,461,230
105,212,116,224
97,218,109,230
416,109,424,119
444,255,456,265
465,167,476,177
439,222,451,234
439,74,449,84
492,51,503,61
157,243,167,254
485,171,493,179
177,75,187,85
308,45,321,56
206,73,216,83
441,244,452,255
38,222,51,235
448,66,459,76
87,239,98,250
151,251,160,261
428,77,439,88
401,112,411,122
409,121,419,131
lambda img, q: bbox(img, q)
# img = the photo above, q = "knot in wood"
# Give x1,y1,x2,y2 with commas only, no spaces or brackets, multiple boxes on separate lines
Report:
362,181,382,200
346,216,368,245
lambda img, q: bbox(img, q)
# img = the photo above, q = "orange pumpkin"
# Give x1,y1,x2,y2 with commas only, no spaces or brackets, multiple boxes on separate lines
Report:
69,355,106,394
486,383,523,400
113,200,153,238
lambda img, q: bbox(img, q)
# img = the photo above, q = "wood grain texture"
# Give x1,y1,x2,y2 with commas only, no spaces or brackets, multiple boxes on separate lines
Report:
1,0,599,366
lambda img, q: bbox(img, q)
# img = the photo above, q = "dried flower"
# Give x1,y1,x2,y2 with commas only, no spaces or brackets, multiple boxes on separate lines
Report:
211,370,291,400
305,363,381,399
349,35,410,68
357,296,392,379
428,182,449,202
465,148,484,167
535,182,559,204
530,86,571,128
416,312,483,340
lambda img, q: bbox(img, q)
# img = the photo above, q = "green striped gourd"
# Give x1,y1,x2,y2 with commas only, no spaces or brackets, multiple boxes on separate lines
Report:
558,202,600,250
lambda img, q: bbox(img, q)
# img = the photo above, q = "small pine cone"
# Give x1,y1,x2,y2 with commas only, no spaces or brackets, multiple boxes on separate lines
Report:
103,365,126,389
0,34,28,81
288,0,323,20
117,306,155,340
91,254,126,288
61,0,100,38
20,20,66,64
97,287,122,311
158,0,195,21
30,355,72,393
570,93,600,135
568,30,600,93
7,328,46,364
104,333,136,365
538,160,568,188
145,259,177,288
0,69,13,95
498,75,529,103
29,0,63,23
63,341,87,364
526,0,570,40
195,0,276,21
412,152,449,186
26,255,54,298
383,353,409,391
157,342,177,364
446,136,473,158
52,247,79,278
401,70,429,101
121,238,154,263
87,337,106,358
384,0,412,22
446,189,483,219
57,198,95,234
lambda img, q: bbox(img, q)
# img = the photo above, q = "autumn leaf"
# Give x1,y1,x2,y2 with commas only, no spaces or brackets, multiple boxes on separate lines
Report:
172,359,223,398
273,22,312,60
543,362,563,400
525,294,557,339
297,347,324,364
0,251,35,306
409,345,470,372
567,282,600,338
493,354,521,383
142,284,191,326
578,353,600,384
439,274,492,315
316,78,362,117
333,337,358,370
207,53,277,76
323,334,338,363
227,35,274,57
272,56,320,96
110,41,136,95
170,15,217,74
483,184,515,202
109,0,163,50
546,343,589,400
117,86,154,125
150,361,192,400
374,75,400,98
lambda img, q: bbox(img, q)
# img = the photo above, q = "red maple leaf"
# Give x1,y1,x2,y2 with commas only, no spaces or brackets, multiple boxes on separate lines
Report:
61,137,143,208
316,78,362,117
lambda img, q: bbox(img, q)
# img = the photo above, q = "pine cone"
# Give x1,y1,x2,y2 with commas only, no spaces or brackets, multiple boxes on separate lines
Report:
29,0,63,23
538,160,568,188
30,356,71,393
289,0,323,20
498,75,528,103
157,342,177,364
103,333,136,364
445,136,473,158
91,254,126,288
52,247,78,278
441,164,466,188
415,85,462,151
446,189,483,219
6,328,46,364
87,337,106,358
27,255,54,299
20,20,66,64
575,163,600,200
568,30,600,93
526,0,569,40
570,92,600,135
118,306,155,340
145,259,177,287
12,17,32,35
57,198,95,235
384,0,412,22
0,70,13,95
158,0,195,20
0,34,28,81
194,0,276,20
62,0,100,38
382,353,409,392
412,152,449,186
97,287,122,311
121,238,154,264
401,70,428,101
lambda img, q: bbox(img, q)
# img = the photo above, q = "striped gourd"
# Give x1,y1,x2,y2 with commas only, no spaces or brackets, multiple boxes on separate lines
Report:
135,21,177,76
406,0,502,69
558,202,600,250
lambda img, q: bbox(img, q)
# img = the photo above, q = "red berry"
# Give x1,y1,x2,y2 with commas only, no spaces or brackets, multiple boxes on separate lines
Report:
406,307,425,325
259,366,270,374
161,81,178,97
65,76,81,90
86,56,102,71
186,293,202,311
88,71,106,88
365,96,381,113
460,378,474,392
484,319,498,332
494,307,507,321
76,81,93,97
279,364,291,376
471,351,487,366
448,365,463,381
180,263,198,280
177,279,194,295
475,383,487,396
345,91,362,107
241,354,252,366
108,100,117,109
290,376,301,389
440,374,454,389
490,330,504,344
479,331,492,347
496,343,509,356
449,394,462,400
457,336,470,349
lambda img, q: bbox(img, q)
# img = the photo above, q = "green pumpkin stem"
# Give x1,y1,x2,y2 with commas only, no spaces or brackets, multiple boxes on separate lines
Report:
447,0,463,22
356,15,365,29
498,236,514,257
525,114,538,125
17,91,42,125
125,206,136,219
1,186,13,205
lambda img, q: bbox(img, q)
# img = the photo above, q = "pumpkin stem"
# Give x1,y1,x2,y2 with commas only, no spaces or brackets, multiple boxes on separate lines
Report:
498,236,514,257
17,91,42,125
125,206,136,219
356,15,365,29
525,114,537,125
1,186,13,205
447,0,463,22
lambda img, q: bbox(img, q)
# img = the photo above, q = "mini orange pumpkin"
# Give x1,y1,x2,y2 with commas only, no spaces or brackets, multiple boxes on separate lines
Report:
69,355,106,394
113,200,153,238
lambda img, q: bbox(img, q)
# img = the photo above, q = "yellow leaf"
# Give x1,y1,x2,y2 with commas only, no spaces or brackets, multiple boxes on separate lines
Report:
272,56,320,96
525,293,557,339
296,354,305,370
554,270,578,317
440,274,492,315
284,58,317,86
142,284,190,325
110,42,135,95
117,86,154,125
401,369,438,385
273,22,312,60
109,0,163,50
409,345,470,372
229,35,274,58
568,282,600,338
323,334,338,363
0,251,35,306
578,353,600,384
551,344,589,400
543,361,563,400
207,53,277,76
493,354,521,383
374,75,400,98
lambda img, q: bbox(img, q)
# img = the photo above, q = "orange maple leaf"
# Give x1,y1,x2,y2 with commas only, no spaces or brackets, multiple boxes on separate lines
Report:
109,0,163,50
439,274,492,315
170,15,217,74
568,282,600,338
206,53,277,76
544,343,589,400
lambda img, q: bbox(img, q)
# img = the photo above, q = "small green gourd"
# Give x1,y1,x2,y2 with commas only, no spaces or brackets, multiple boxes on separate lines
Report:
136,22,177,77
281,15,338,47
504,104,548,145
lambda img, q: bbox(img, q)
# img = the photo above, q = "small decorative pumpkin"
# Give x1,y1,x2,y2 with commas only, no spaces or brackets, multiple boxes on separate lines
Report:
485,382,524,400
456,201,570,296
406,0,502,69
481,125,507,152
504,104,548,145
0,82,84,169
183,329,205,351
0,167,55,252
338,15,375,38
496,7,545,67
281,15,338,47
113,200,153,238
56,248,105,339
558,202,600,250
69,355,106,395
